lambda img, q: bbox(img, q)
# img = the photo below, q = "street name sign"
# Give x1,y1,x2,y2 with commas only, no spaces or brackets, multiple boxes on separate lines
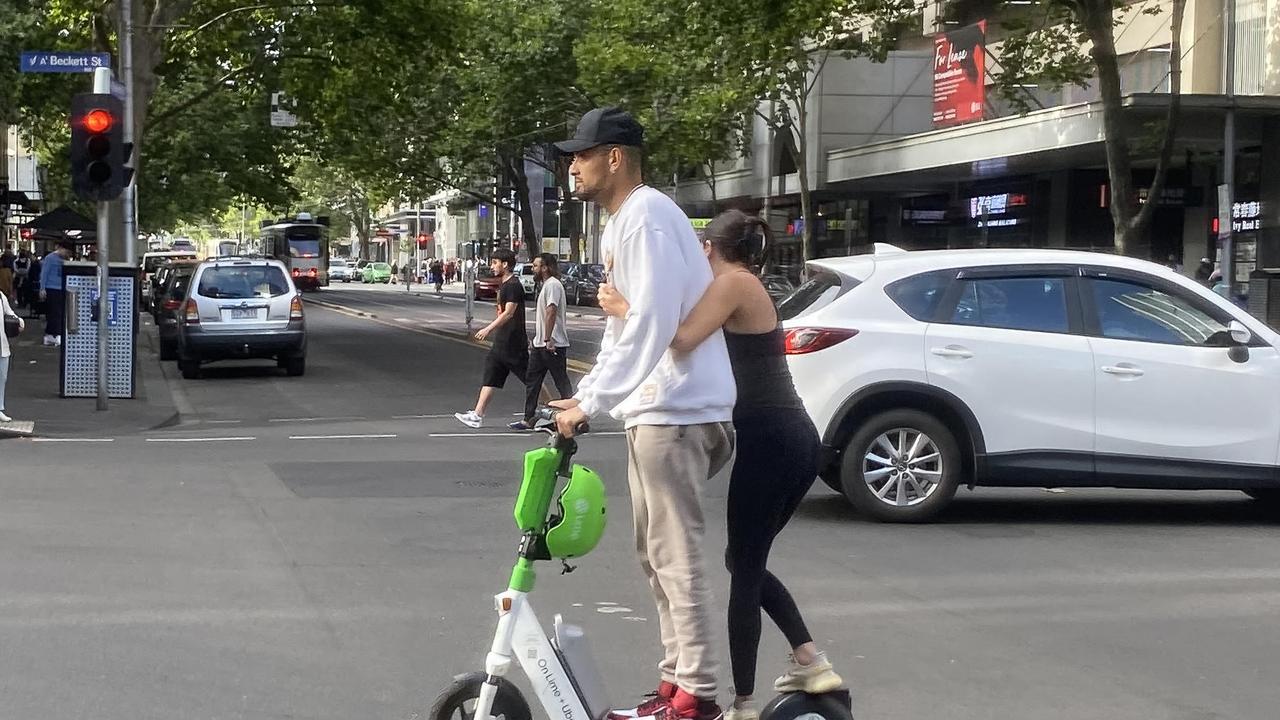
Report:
20,51,112,73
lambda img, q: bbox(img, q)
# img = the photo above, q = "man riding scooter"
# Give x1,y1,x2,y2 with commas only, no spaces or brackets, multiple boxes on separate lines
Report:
551,107,735,720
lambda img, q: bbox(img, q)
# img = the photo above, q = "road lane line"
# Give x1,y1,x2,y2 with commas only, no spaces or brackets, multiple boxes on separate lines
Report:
391,414,458,419
145,436,257,443
428,431,625,438
288,434,398,440
268,416,366,423
31,438,115,443
206,420,243,425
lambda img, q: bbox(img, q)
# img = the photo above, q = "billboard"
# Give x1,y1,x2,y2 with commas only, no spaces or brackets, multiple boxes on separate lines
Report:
933,21,987,128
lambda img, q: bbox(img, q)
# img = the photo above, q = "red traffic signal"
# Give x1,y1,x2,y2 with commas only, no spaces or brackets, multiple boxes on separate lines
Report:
70,93,130,202
82,109,113,133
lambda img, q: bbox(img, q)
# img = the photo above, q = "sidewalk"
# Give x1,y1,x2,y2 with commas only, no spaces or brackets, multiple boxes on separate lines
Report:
0,318,180,439
356,279,610,321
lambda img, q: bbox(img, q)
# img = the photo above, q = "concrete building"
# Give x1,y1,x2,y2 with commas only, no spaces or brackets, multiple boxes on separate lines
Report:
669,0,1280,293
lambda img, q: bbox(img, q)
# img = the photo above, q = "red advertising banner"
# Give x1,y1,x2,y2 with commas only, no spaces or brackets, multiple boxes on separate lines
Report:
933,20,986,128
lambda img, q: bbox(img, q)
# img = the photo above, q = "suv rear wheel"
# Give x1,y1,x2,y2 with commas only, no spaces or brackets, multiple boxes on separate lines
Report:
840,409,962,522
284,355,306,377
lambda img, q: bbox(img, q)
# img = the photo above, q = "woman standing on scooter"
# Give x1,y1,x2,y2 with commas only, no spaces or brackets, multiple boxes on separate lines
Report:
597,209,844,720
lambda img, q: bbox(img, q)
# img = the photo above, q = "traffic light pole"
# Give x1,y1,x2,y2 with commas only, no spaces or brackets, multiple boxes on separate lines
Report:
120,0,137,267
93,67,112,411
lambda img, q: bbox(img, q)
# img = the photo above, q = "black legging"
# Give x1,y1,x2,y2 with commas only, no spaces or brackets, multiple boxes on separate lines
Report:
725,406,820,697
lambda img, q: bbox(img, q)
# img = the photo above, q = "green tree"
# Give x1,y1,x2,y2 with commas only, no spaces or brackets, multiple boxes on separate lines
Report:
992,0,1187,258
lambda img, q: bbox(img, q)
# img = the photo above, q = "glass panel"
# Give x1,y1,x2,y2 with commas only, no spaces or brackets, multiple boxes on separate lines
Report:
951,277,1069,333
198,267,290,299
1091,278,1230,346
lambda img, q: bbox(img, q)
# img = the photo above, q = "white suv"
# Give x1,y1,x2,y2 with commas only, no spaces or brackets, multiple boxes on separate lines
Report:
782,246,1280,522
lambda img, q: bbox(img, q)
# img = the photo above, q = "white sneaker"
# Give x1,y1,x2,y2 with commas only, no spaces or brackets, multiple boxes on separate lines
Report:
0,412,11,423
774,652,844,694
454,410,483,429
53,336,61,347
42,335,55,346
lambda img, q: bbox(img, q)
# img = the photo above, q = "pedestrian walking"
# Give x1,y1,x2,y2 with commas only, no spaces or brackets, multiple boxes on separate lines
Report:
13,250,33,311
0,251,15,304
549,107,736,720
402,262,414,292
509,253,574,431
39,241,71,347
431,258,445,294
0,289,24,423
454,248,527,428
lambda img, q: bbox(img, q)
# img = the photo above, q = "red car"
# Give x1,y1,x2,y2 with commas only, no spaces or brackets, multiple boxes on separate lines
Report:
475,268,503,299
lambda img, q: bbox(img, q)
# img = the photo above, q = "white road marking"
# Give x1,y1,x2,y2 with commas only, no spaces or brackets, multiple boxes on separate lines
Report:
31,438,115,443
206,420,243,425
394,317,412,322
391,414,458,419
289,434,397,440
268,416,365,423
145,436,256,443
428,431,624,438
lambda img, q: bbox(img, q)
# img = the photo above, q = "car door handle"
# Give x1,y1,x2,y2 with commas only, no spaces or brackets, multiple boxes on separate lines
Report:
930,346,974,359
1101,365,1145,377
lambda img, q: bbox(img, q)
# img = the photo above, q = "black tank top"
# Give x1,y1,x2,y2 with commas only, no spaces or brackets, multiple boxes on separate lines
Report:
724,327,805,413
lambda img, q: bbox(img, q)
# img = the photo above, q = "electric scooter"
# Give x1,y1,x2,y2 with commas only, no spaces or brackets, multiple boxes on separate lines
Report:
429,408,854,720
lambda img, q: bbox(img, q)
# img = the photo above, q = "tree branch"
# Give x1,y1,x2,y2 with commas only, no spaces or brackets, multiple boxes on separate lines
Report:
147,60,260,131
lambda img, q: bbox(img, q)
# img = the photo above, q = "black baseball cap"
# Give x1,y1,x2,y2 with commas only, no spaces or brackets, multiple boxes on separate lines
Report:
554,107,644,154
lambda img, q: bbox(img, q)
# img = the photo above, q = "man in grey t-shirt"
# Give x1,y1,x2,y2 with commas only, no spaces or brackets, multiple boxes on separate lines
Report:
510,253,574,431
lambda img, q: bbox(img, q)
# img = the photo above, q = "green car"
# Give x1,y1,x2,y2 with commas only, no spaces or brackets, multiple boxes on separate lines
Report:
362,262,392,283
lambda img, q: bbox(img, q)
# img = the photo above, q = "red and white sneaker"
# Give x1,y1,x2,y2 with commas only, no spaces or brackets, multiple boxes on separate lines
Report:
607,681,676,720
613,688,721,720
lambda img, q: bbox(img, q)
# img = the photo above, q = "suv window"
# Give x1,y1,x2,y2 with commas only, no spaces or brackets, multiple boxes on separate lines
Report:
198,266,290,299
950,277,1069,333
886,271,953,321
1089,277,1231,346
778,270,847,322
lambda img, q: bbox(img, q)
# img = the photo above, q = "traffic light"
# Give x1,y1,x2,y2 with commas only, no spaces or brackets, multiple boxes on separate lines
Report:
70,93,132,202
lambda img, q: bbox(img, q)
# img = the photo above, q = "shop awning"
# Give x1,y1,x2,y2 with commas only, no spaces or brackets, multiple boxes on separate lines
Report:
825,93,1280,194
19,204,96,242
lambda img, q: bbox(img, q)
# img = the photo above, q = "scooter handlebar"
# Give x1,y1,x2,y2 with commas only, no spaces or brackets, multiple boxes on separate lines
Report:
534,407,590,436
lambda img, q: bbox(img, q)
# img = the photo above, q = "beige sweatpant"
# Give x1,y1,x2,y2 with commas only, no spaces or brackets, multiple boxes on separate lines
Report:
625,422,735,699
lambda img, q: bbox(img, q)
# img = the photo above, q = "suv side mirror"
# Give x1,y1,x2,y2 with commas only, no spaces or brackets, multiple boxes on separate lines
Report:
1229,319,1252,346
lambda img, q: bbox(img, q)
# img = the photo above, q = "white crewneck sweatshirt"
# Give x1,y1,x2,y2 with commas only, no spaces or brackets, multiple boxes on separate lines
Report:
574,186,736,427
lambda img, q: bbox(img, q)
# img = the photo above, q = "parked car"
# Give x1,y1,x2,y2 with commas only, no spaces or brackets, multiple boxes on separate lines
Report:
361,262,392,284
475,265,503,299
176,257,307,379
783,245,1280,522
149,259,201,320
512,262,537,296
563,263,605,306
328,258,356,282
141,251,199,303
155,265,197,361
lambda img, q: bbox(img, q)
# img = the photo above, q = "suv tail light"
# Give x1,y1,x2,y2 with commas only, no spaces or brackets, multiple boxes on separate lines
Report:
183,299,200,324
783,327,858,355
163,298,182,311
292,268,301,277
290,296,304,319
308,267,318,277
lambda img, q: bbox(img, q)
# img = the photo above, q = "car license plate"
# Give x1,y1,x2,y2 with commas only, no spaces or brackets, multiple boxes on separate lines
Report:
229,308,258,320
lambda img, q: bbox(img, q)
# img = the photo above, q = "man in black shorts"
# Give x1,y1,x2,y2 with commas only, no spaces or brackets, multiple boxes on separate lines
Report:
455,249,527,428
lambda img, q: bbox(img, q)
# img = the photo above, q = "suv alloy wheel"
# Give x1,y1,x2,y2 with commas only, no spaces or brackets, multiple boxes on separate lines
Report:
841,409,963,522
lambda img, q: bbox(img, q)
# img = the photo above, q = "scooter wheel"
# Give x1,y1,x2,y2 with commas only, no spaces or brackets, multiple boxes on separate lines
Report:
759,691,854,720
428,672,533,720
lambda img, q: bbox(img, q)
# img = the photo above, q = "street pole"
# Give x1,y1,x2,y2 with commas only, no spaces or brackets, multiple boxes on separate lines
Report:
120,0,137,267
1221,0,1236,295
93,67,113,411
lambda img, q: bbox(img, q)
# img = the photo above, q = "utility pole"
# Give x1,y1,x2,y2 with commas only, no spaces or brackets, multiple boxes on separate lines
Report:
120,0,137,267
1220,0,1237,295
92,67,113,411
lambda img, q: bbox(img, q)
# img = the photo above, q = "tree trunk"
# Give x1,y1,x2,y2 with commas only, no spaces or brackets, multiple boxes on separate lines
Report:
511,155,540,258
705,161,719,215
1083,0,1139,256
1126,0,1185,249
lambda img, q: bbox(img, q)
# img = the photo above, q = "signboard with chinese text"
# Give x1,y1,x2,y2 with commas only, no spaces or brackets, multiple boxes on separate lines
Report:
932,21,987,128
